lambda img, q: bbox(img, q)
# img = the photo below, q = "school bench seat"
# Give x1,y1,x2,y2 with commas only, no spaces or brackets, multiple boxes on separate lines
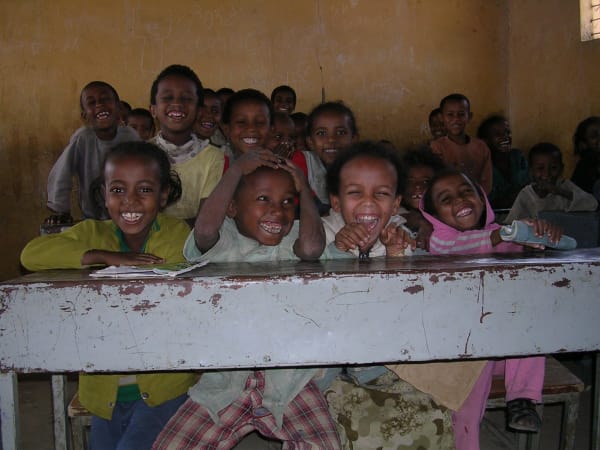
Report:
486,356,584,450
67,392,90,450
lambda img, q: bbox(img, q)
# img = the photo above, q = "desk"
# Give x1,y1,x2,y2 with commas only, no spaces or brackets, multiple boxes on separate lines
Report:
1,250,600,449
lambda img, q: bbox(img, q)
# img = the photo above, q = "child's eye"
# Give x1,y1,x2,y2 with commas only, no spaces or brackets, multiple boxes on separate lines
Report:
282,198,294,206
315,130,326,137
336,129,348,136
257,195,268,201
274,134,283,140
375,191,391,197
160,95,174,103
109,187,124,194
139,187,154,194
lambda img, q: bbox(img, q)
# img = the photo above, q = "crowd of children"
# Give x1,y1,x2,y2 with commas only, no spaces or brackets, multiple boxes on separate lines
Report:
22,64,600,450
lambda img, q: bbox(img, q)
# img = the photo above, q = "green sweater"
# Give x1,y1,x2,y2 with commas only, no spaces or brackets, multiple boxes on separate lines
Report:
20,213,197,419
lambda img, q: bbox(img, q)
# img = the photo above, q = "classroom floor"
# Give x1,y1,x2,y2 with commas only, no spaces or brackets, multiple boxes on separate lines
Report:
13,355,595,449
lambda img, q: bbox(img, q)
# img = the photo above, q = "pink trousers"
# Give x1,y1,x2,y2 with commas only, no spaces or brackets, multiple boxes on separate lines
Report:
452,357,545,450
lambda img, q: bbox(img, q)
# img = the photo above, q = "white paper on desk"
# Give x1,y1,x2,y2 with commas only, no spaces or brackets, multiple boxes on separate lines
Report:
89,260,209,278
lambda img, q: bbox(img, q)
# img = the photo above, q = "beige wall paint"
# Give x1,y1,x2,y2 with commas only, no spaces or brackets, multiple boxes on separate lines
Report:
508,0,600,174
0,0,595,281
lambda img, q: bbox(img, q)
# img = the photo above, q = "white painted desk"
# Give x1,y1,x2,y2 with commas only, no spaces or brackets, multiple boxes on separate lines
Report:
1,249,600,449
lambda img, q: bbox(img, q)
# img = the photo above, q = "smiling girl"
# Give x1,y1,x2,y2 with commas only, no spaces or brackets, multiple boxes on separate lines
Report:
21,141,196,449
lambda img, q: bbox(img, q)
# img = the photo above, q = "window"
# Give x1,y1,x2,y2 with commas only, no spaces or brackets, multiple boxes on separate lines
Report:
580,0,600,41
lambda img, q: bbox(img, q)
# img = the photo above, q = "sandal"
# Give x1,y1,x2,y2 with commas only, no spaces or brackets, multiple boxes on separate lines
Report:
506,398,542,432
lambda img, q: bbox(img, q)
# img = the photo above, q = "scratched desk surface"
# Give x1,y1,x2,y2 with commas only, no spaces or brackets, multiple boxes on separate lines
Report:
1,249,599,373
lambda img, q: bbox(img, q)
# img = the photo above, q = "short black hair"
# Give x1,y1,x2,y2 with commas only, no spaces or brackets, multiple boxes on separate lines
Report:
79,81,120,111
326,140,406,196
90,141,182,217
439,93,471,111
477,115,507,140
216,87,235,96
528,142,563,167
221,88,274,125
402,147,447,172
307,101,358,136
428,108,442,122
271,85,297,104
150,64,204,106
573,116,600,156
129,108,155,129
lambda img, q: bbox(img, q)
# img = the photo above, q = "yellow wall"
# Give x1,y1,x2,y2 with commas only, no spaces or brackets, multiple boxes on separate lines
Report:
0,0,597,280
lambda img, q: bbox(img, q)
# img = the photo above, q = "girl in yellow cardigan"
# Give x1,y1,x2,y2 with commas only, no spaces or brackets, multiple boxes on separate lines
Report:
21,141,196,450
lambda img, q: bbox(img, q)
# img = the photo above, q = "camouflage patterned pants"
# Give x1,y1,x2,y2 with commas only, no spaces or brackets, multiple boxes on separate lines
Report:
324,371,456,450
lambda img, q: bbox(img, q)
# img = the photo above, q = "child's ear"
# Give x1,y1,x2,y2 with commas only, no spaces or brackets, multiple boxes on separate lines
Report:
150,105,158,119
468,111,474,122
393,194,402,212
159,188,169,209
222,124,231,141
329,194,341,212
307,135,316,151
80,110,88,122
226,199,237,218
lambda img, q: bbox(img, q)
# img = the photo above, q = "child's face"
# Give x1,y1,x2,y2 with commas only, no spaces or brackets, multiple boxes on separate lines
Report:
429,112,446,140
272,90,296,114
150,75,199,139
308,111,357,167
581,122,600,154
487,120,512,153
330,156,401,249
530,153,563,195
128,116,155,141
194,95,222,140
429,173,484,231
80,86,120,133
293,117,308,152
405,165,435,210
224,100,271,155
441,100,472,138
104,155,168,245
266,116,296,152
228,169,296,246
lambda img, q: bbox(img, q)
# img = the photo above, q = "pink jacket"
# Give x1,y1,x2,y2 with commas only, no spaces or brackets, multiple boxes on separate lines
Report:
420,190,522,255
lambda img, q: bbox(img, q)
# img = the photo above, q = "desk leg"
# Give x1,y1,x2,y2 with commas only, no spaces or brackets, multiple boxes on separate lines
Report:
0,372,19,450
52,374,69,450
593,352,600,450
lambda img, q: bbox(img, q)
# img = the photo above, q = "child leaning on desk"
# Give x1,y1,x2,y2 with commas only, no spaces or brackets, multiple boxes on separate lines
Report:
417,169,565,450
21,141,197,450
152,150,343,449
317,141,456,449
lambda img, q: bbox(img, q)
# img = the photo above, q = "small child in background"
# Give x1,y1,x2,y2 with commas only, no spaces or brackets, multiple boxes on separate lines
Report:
428,107,446,141
421,169,563,450
119,100,132,125
270,84,296,115
220,88,274,161
291,111,309,152
291,101,359,214
431,93,492,194
216,87,235,107
477,115,529,209
46,81,140,224
399,148,446,250
152,151,342,449
128,107,156,141
571,116,600,193
266,112,296,157
149,64,225,223
506,142,598,223
22,142,195,450
193,88,226,148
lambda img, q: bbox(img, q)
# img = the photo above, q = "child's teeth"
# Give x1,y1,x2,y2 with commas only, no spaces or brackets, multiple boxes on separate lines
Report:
243,138,258,144
122,212,142,221
456,208,472,218
260,222,282,234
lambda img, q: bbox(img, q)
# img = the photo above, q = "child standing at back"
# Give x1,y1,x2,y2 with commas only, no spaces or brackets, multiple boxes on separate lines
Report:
149,65,225,223
271,84,296,115
152,150,342,449
571,116,600,193
506,142,597,223
420,169,564,450
128,107,156,141
46,81,140,224
291,101,359,214
22,142,196,450
431,93,492,194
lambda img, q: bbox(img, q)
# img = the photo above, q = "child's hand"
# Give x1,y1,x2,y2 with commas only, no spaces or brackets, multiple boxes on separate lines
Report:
522,218,564,248
233,150,280,175
334,223,371,252
380,224,416,257
276,158,310,193
82,250,165,267
416,221,433,251
271,142,295,160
